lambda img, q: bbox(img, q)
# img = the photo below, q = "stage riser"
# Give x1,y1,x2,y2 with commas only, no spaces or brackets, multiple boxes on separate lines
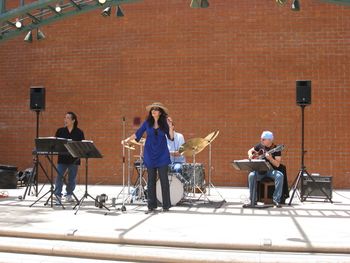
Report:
0,236,350,263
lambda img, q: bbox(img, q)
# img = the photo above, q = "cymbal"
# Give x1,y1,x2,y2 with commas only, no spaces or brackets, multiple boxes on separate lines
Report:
204,130,220,144
179,138,209,157
123,143,135,150
130,138,146,146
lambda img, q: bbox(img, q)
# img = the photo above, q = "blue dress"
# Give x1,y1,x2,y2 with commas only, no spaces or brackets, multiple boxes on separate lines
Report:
135,121,172,169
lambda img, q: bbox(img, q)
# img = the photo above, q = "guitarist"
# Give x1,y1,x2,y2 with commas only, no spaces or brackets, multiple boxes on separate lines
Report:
244,131,284,208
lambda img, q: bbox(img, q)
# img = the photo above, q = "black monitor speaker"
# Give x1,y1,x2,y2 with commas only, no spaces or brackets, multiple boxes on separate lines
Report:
30,86,45,111
296,80,311,106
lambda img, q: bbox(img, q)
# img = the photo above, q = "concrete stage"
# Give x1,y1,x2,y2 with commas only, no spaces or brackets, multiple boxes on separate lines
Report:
0,185,350,262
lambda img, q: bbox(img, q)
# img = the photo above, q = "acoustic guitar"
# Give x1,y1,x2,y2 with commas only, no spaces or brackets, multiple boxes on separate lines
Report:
251,144,285,160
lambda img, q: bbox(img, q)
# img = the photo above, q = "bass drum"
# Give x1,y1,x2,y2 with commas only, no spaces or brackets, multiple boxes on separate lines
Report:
156,174,184,206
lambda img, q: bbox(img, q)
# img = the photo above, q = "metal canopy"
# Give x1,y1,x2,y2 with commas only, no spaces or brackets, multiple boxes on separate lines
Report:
321,0,350,5
0,0,141,43
0,0,349,43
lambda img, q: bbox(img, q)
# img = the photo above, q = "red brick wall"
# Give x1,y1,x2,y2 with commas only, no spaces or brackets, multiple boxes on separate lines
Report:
1,0,350,188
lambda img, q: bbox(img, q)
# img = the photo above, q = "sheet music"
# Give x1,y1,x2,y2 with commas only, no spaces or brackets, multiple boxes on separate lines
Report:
38,137,71,141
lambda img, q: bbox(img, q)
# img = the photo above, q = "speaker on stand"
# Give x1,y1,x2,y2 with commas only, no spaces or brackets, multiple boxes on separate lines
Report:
23,87,46,199
296,80,311,105
288,80,333,205
30,87,46,111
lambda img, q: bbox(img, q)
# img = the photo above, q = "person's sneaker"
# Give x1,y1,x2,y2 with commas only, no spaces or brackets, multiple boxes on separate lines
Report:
55,196,62,206
273,201,282,208
242,202,257,208
145,208,156,214
65,195,75,203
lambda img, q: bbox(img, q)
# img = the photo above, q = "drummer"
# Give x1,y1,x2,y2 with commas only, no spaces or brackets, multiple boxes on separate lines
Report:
167,119,186,173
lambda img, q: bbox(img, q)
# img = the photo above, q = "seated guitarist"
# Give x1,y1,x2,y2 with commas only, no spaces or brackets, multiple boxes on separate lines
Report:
244,131,284,208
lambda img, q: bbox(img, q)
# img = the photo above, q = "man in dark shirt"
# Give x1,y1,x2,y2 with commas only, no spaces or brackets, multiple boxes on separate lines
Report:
244,131,284,208
54,112,84,204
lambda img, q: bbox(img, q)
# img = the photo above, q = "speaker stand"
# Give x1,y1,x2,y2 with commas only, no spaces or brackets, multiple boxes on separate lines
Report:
288,105,333,205
23,110,41,198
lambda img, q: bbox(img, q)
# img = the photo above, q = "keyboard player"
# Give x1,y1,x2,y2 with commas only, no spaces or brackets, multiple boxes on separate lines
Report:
54,112,84,204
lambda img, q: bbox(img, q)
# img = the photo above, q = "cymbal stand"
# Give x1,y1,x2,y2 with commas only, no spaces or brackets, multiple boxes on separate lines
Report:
206,142,226,202
120,117,127,211
190,149,210,202
133,144,147,202
127,146,132,196
117,146,133,202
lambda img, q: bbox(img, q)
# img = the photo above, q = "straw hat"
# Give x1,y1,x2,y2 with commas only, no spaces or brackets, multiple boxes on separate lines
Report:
145,102,169,115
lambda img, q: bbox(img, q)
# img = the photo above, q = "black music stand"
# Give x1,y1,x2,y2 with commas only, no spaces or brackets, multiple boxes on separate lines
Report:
30,137,69,209
232,159,273,208
65,141,109,214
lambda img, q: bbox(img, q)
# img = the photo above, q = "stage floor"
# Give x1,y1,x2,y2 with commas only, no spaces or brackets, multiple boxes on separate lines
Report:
0,185,350,262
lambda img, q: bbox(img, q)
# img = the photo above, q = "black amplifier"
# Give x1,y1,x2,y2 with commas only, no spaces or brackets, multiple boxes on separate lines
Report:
301,175,333,200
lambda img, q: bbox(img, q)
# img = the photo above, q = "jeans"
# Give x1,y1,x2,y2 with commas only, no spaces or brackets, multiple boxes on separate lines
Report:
248,169,284,203
147,165,171,210
54,163,78,197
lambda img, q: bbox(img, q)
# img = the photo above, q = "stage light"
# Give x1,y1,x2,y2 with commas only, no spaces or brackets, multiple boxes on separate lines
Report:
15,19,22,29
55,4,62,13
101,6,111,17
276,0,288,6
190,0,200,8
98,0,107,4
201,0,209,8
24,31,33,43
37,29,46,40
190,0,209,8
291,0,300,11
116,5,124,17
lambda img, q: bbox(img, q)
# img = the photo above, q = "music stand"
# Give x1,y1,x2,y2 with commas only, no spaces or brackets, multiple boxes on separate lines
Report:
30,137,69,208
65,140,109,214
232,159,273,208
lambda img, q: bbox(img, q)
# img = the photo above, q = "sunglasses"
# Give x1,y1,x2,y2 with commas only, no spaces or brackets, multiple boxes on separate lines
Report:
151,107,160,111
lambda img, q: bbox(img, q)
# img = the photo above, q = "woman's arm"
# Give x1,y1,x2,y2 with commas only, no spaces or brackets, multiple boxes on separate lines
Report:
121,134,136,145
121,121,146,145
167,117,174,140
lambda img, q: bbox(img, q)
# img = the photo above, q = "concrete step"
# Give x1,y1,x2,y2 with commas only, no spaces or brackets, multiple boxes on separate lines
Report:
0,252,134,263
0,236,350,263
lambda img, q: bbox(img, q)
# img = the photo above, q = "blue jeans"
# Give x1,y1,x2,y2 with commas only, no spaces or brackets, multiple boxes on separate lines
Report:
248,169,284,203
54,164,78,197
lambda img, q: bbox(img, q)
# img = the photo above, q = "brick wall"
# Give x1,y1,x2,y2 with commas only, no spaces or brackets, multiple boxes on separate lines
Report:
0,0,349,188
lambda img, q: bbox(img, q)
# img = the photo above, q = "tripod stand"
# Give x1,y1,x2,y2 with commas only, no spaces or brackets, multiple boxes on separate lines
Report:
206,132,226,202
65,141,110,215
30,138,69,208
288,105,333,205
23,110,41,199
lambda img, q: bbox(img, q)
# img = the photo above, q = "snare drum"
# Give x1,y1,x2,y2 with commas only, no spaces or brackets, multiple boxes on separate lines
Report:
182,163,205,190
168,163,183,174
156,173,185,206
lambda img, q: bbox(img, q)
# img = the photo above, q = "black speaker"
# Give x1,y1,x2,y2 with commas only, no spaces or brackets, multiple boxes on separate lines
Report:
30,86,45,111
296,80,311,105
301,175,332,199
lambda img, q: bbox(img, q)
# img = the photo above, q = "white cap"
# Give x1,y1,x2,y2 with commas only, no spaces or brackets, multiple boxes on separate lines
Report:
261,131,274,140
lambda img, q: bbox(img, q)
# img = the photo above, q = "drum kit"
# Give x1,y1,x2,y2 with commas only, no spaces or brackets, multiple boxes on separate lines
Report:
119,130,225,207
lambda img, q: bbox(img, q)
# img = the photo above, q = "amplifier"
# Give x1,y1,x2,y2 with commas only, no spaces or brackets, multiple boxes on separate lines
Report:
301,175,333,200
